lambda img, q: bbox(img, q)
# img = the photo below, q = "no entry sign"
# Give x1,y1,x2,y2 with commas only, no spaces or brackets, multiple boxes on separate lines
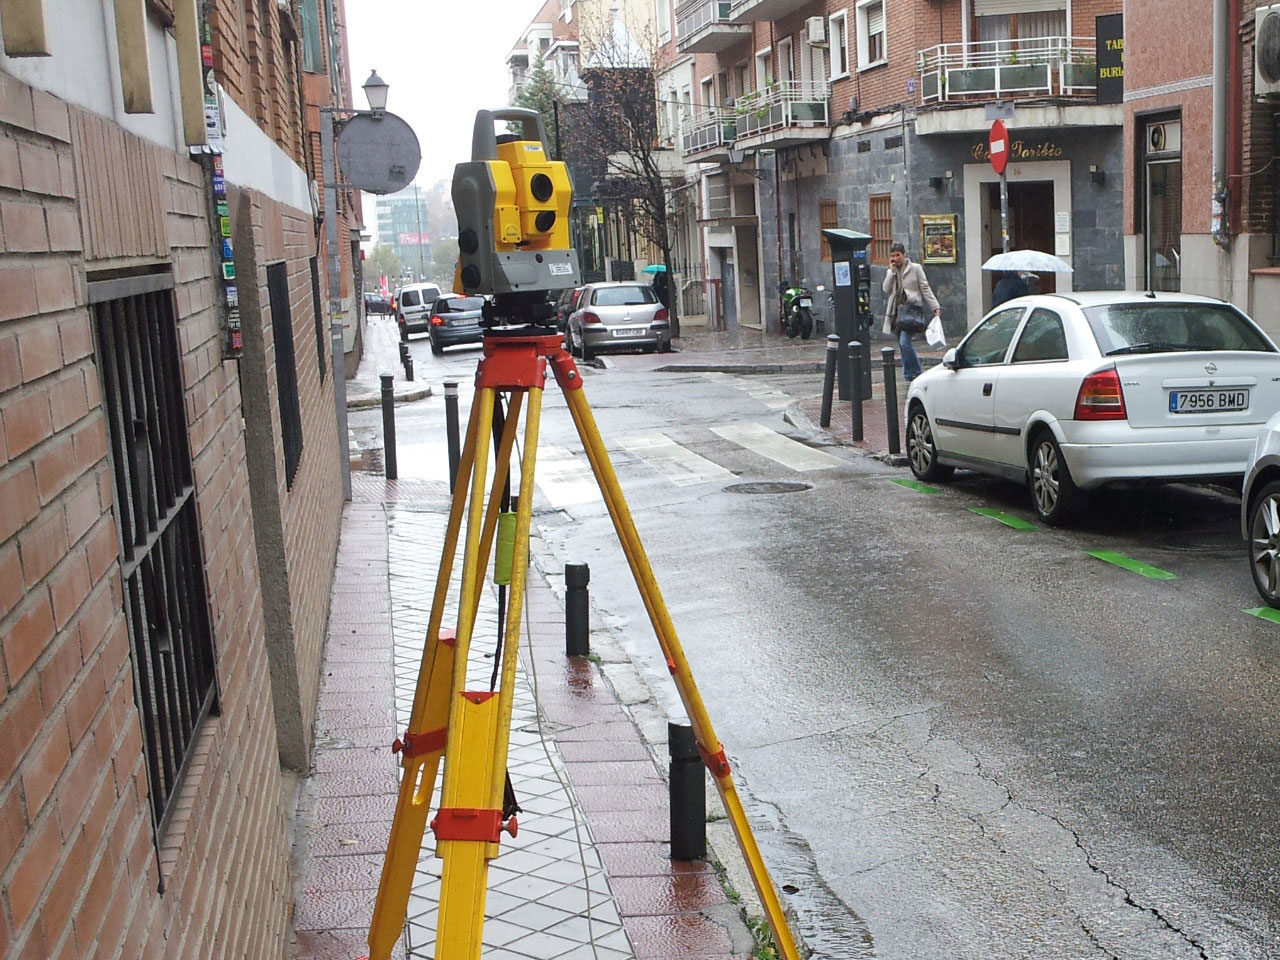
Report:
988,120,1009,175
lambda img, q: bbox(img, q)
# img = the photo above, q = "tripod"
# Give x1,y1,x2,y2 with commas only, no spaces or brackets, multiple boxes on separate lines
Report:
365,327,801,960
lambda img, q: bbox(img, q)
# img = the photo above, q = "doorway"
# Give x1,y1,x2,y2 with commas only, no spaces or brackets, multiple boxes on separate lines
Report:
985,180,1056,295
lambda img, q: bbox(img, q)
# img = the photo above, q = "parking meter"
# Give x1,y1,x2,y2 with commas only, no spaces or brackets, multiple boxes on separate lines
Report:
821,229,873,401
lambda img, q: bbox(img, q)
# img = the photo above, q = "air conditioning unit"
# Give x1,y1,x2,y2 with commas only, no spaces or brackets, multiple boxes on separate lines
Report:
1257,4,1280,96
806,17,827,46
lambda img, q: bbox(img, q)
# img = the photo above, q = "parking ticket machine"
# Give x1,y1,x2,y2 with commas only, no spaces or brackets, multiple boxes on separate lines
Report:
821,229,874,401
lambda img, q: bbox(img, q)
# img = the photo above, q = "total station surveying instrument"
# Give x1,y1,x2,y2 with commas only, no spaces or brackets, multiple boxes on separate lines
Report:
364,108,802,960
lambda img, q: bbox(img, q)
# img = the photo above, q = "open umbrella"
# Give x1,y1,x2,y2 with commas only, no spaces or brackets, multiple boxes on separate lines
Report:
641,263,668,274
981,250,1073,273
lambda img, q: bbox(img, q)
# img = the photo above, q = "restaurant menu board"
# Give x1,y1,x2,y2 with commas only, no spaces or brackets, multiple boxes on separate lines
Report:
921,214,957,264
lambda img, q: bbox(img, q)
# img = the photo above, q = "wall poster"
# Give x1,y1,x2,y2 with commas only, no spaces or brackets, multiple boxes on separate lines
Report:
920,214,957,264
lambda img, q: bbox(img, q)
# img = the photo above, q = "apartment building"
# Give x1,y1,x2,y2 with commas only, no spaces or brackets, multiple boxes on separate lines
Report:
673,0,1124,332
0,0,357,954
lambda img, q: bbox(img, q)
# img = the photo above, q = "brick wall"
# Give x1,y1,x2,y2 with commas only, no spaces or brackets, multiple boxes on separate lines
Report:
0,70,294,959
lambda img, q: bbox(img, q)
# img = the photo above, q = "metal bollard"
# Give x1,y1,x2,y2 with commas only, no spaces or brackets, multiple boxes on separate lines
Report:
848,341,864,442
444,380,460,492
668,722,706,861
565,562,590,657
881,347,901,455
819,334,839,428
380,374,398,480
398,342,414,382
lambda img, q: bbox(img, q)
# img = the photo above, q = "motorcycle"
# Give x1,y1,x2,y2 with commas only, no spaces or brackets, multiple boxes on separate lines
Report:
780,282,814,339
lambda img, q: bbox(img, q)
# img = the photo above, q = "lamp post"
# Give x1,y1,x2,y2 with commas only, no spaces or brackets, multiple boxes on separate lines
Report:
320,69,400,502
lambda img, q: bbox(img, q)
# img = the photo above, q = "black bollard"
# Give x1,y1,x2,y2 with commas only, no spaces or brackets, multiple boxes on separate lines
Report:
380,374,398,480
565,562,590,656
881,347,900,455
848,341,864,442
819,334,839,428
668,722,706,861
444,380,460,492
404,354,414,382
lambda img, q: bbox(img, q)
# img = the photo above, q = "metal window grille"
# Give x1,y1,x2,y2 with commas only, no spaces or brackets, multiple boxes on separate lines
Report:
310,257,326,381
870,194,893,264
267,262,304,487
90,274,218,833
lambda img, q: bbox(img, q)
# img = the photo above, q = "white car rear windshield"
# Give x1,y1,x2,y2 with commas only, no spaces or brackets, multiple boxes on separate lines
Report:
1083,303,1274,355
593,286,657,307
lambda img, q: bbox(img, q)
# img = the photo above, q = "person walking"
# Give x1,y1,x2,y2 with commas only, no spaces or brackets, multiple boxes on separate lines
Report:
882,242,941,383
992,270,1029,307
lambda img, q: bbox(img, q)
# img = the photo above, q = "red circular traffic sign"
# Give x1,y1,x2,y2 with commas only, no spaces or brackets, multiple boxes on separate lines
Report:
988,120,1009,175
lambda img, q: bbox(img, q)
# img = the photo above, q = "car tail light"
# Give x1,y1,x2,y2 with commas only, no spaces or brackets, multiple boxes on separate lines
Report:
654,308,669,323
1074,367,1127,420
582,311,603,326
430,315,445,325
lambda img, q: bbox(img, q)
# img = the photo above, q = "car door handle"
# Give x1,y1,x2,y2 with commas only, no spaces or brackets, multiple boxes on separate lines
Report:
983,382,993,396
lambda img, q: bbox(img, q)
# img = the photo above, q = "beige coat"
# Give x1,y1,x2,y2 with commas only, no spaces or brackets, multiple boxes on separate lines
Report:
882,258,940,332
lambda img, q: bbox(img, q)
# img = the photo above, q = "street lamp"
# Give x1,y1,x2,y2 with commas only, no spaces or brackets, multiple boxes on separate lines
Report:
362,70,389,115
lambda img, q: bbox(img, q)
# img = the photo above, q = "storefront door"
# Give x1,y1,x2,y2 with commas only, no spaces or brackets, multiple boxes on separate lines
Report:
986,180,1056,295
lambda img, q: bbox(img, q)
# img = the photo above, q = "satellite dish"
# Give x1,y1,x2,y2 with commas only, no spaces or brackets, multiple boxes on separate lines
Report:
335,113,421,195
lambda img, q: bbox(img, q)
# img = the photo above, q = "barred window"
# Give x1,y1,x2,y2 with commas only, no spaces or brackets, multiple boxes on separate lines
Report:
870,194,893,264
310,257,326,381
819,199,838,261
91,273,217,833
267,262,303,487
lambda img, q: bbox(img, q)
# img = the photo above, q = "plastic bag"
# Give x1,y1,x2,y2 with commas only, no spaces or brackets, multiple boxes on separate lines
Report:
925,315,947,348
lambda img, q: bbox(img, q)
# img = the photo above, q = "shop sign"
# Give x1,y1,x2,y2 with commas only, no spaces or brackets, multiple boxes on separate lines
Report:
1096,14,1124,105
971,140,1065,163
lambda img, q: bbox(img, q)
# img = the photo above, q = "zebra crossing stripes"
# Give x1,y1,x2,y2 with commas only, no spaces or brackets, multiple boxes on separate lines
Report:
617,433,735,486
709,422,847,472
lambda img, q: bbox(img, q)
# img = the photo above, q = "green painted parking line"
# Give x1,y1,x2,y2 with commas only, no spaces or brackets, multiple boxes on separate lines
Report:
889,477,941,494
969,507,1037,531
1084,549,1178,581
1245,607,1280,625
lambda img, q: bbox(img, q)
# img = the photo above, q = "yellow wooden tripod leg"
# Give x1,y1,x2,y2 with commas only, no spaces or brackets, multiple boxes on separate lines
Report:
560,385,802,960
366,388,496,960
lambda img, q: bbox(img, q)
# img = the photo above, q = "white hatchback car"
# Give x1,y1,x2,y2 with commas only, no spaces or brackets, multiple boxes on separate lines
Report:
905,292,1280,525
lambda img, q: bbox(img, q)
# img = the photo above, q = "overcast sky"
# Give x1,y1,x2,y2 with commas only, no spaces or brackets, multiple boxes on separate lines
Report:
346,0,547,193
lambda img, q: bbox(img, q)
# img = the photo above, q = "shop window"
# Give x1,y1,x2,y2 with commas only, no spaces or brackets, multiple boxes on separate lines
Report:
820,200,838,261
870,194,892,264
90,274,217,834
1142,117,1182,292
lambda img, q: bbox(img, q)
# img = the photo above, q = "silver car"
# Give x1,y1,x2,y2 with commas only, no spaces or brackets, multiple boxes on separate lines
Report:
566,282,671,360
905,292,1280,525
1242,410,1280,607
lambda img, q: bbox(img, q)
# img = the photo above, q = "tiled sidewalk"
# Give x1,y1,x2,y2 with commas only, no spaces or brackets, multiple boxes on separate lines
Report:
292,474,743,959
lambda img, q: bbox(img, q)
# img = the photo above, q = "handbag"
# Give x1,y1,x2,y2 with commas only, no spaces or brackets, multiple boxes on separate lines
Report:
896,302,927,335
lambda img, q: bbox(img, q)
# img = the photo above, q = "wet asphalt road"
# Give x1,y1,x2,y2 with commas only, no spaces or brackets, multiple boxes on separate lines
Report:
357,336,1280,959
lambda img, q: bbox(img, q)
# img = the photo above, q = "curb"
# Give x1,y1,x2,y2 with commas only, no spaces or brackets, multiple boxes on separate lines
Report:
346,385,433,409
653,361,825,375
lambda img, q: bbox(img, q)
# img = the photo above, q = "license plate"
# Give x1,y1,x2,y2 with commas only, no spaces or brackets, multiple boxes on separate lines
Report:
799,298,812,308
612,327,645,337
1168,389,1249,413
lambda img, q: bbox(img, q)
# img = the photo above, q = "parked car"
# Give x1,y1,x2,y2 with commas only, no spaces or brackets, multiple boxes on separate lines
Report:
904,291,1280,525
565,282,671,360
553,285,584,332
426,295,485,356
364,294,391,315
1242,410,1280,607
396,282,443,340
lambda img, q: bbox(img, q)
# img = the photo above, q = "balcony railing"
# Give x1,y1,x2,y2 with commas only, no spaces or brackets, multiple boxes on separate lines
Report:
681,108,738,157
917,37,1097,104
733,80,829,138
727,0,808,23
675,0,752,53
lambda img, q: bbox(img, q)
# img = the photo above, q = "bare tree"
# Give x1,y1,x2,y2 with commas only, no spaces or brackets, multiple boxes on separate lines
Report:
573,7,683,335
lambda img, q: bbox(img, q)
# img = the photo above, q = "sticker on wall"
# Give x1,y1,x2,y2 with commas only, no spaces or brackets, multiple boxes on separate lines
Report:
221,238,233,260
221,262,235,280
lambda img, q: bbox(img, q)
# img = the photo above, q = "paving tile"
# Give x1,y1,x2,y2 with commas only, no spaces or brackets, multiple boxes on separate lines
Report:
595,842,713,879
622,913,735,958
503,928,583,959
608,874,729,917
565,760,667,786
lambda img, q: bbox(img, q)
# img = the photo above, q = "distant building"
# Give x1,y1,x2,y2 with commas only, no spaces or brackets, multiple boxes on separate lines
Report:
375,185,433,280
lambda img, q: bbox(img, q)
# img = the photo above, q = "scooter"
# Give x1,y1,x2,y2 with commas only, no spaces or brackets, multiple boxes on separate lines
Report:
780,282,814,339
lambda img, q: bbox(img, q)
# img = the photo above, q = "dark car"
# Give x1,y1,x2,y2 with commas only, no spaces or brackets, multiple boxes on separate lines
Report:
364,294,391,315
553,286,584,332
428,295,485,355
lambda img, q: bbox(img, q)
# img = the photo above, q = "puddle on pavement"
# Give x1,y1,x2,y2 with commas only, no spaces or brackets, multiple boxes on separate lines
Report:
350,447,384,473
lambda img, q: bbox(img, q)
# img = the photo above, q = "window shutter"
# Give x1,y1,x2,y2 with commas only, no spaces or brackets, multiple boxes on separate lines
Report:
973,0,1065,14
867,3,884,36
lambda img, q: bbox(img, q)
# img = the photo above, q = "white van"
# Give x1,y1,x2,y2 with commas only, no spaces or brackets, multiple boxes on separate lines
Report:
395,282,443,340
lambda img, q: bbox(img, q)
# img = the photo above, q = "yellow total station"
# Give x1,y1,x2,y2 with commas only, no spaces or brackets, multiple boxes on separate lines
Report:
495,138,572,251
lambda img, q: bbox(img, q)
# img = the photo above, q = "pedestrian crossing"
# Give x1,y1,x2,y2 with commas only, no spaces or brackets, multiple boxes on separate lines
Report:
699,372,792,410
532,421,848,508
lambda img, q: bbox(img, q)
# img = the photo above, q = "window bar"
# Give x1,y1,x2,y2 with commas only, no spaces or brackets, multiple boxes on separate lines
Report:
134,293,171,519
141,291,176,512
96,304,134,556
120,297,158,536
129,568,172,817
108,298,144,557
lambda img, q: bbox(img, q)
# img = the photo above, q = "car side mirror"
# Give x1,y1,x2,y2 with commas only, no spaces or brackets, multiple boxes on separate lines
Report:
942,347,959,370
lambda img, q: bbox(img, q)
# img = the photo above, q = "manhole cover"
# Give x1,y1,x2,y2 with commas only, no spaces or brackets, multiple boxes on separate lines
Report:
724,481,812,495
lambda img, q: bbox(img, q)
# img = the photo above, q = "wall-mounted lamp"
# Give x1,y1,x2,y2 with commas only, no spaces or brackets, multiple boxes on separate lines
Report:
1089,163,1106,186
727,147,745,164
362,70,389,116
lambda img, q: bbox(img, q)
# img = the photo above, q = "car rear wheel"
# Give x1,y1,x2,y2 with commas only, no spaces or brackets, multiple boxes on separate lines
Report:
906,405,952,483
1028,431,1081,526
1248,480,1280,608
430,336,443,356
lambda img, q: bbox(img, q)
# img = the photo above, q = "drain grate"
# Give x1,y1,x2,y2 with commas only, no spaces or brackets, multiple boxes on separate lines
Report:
725,481,812,495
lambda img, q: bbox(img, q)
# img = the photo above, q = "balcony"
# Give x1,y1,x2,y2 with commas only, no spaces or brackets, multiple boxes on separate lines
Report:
681,108,738,163
917,37,1098,105
676,0,753,53
731,80,829,151
727,0,809,23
